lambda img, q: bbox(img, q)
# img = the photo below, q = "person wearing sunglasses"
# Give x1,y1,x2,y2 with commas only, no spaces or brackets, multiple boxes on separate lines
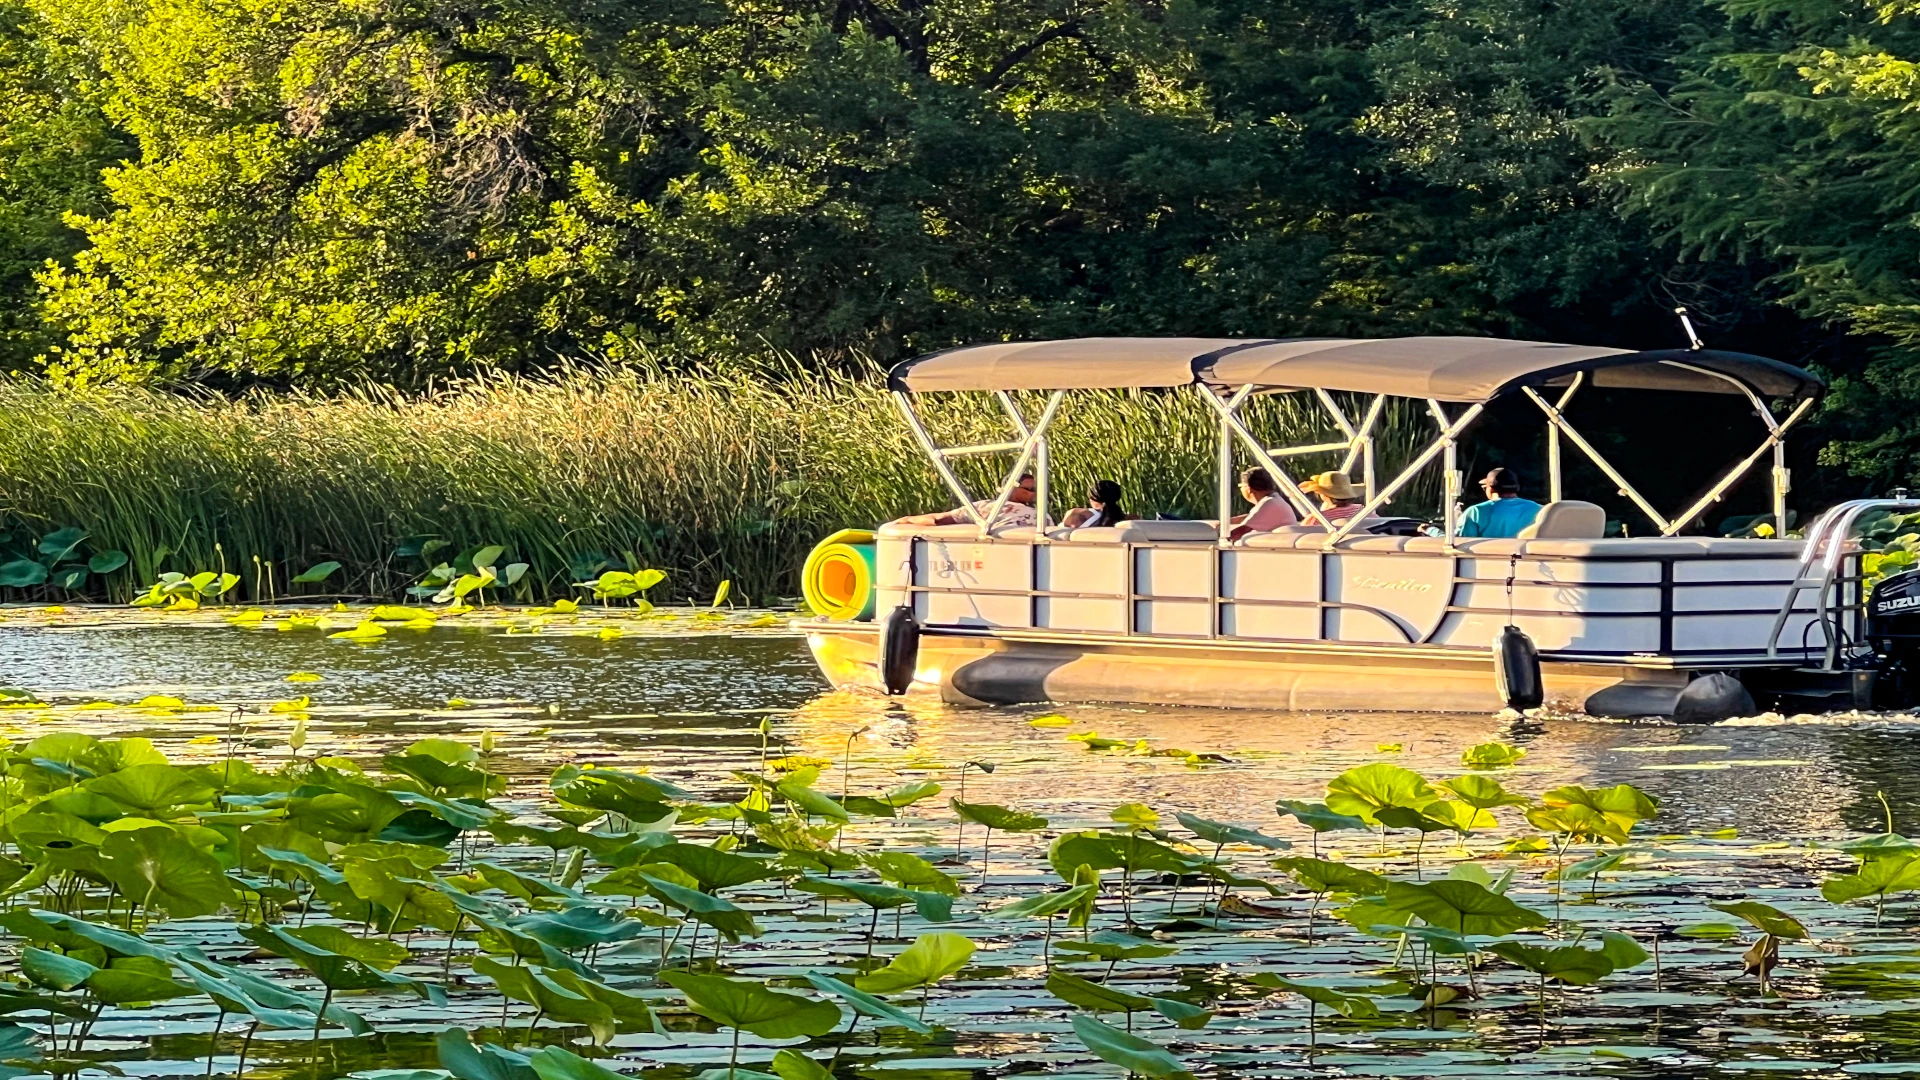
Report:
897,473,1041,528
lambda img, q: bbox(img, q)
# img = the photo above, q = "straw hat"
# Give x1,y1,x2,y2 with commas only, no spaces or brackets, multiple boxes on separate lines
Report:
1301,471,1359,500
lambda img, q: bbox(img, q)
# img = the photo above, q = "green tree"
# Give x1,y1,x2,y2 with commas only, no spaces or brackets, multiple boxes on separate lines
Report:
1598,0,1920,489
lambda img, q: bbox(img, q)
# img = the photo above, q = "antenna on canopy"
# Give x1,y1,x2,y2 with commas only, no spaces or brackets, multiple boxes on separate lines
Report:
1674,306,1705,350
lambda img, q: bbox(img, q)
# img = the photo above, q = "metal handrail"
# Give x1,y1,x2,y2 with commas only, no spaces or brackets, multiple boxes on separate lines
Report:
1765,498,1920,667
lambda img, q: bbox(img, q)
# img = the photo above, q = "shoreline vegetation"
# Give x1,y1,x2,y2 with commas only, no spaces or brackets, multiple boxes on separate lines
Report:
0,367,1438,605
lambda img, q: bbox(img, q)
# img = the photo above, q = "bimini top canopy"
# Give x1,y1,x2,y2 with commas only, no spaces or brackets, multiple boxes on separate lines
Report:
887,335,1825,402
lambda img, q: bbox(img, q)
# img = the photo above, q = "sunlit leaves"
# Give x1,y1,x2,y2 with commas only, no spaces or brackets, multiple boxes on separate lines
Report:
1324,764,1438,824
1382,879,1548,936
855,932,974,994
660,972,840,1038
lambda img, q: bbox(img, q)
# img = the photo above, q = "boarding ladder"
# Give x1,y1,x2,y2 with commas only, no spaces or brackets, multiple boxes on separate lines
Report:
1765,498,1920,669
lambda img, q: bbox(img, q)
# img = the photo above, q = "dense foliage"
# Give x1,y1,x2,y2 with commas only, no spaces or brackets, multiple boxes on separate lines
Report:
11,0,1920,479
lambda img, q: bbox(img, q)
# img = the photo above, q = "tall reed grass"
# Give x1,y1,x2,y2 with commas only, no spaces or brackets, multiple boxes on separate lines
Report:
0,367,1440,603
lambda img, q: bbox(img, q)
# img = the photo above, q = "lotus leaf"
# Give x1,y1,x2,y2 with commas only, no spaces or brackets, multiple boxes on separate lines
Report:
1054,929,1179,962
1249,974,1383,1018
770,1050,834,1080
659,971,841,1038
800,973,932,1034
1824,854,1920,904
1488,940,1618,985
862,851,962,896
83,550,126,576
950,799,1048,832
1070,1014,1195,1080
99,827,235,918
1712,900,1810,939
240,924,444,1002
527,1046,628,1080
884,781,942,807
289,784,405,844
1541,784,1659,837
1271,857,1389,896
792,876,952,921
1050,832,1198,878
1461,742,1527,768
1273,800,1369,838
436,1028,537,1080
856,932,976,993
1437,774,1531,810
292,562,342,584
474,958,614,1045
82,764,214,815
1110,802,1160,827
991,883,1098,920
1382,879,1548,935
1174,812,1289,851
1047,969,1152,1013
634,874,760,941
644,842,779,891
1324,763,1438,823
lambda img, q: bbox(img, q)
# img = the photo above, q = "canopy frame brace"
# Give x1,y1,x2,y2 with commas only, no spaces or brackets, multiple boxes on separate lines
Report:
891,389,1067,539
1523,377,1814,537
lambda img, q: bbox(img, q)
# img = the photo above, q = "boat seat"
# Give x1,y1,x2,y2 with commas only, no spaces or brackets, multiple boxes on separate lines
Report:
1069,519,1220,543
1517,500,1606,539
877,520,1055,540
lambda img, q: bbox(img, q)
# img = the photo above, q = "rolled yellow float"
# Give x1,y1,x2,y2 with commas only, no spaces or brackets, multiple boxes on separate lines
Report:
801,529,876,620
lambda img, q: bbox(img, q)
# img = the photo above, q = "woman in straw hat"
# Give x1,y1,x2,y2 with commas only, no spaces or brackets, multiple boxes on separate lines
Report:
1300,471,1366,523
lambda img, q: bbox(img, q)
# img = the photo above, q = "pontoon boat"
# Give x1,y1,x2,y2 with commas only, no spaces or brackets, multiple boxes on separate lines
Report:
797,337,1917,721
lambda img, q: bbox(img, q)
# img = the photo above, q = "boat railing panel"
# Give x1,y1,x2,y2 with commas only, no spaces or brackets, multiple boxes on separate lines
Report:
884,527,1828,661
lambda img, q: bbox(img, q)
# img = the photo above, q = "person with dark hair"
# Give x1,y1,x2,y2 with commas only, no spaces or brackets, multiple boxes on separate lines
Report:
1228,466,1297,541
1457,467,1542,538
897,473,1041,528
1062,479,1131,529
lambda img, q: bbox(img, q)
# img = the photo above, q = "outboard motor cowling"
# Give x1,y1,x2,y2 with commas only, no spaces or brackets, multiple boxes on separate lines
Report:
1868,568,1920,708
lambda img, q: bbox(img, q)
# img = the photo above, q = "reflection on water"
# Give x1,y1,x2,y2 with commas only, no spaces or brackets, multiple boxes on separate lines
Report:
11,616,1920,1078
0,621,1909,839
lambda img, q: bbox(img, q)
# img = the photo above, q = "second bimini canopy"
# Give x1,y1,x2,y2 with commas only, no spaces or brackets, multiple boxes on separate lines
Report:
887,335,1825,402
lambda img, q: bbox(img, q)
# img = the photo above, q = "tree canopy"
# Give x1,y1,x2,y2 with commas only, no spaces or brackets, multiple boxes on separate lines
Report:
7,0,1920,483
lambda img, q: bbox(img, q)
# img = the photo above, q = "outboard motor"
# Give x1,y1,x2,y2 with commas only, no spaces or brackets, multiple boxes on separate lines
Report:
1868,568,1920,708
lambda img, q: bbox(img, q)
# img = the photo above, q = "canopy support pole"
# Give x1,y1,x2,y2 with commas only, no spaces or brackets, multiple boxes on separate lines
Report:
1428,400,1464,541
893,391,987,530
996,392,1048,544
1326,403,1487,545
1196,387,1334,528
1217,387,1251,541
1343,395,1387,502
1523,387,1671,535
1546,374,1583,503
975,392,1066,539
1663,396,1814,537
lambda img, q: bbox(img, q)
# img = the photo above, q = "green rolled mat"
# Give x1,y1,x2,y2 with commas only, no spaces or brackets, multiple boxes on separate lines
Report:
802,529,876,620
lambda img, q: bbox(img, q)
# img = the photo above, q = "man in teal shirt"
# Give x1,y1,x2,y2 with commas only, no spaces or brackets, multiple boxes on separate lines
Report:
1458,468,1543,537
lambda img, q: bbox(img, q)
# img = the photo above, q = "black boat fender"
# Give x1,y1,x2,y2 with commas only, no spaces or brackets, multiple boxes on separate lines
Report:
1494,625,1544,711
878,605,920,696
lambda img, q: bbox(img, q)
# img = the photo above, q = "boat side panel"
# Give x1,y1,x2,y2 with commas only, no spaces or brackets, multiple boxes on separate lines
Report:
1433,609,1662,652
1222,550,1319,602
1460,558,1660,583
1036,545,1127,596
1324,554,1452,643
